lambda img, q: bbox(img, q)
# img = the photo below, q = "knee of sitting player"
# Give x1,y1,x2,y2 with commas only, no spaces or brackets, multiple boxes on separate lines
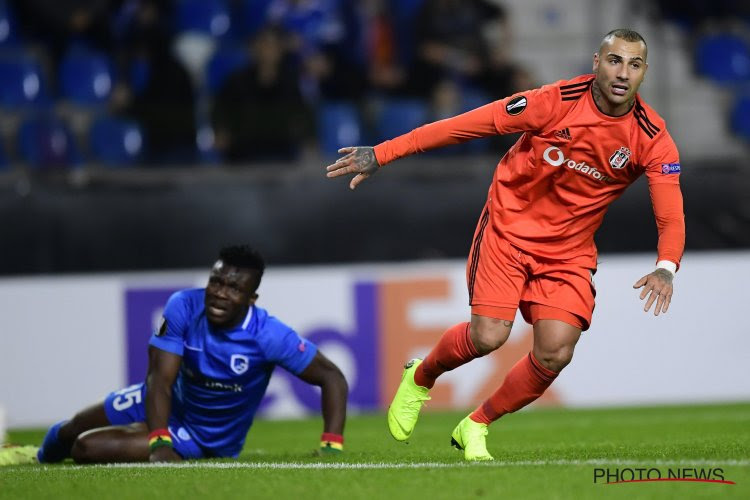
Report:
534,344,575,373
470,317,512,355
70,432,99,464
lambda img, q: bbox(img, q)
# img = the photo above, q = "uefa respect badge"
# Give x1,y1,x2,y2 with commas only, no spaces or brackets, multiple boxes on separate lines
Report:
661,163,681,174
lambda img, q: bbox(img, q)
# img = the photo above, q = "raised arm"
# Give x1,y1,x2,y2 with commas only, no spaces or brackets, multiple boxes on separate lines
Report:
633,182,685,315
145,345,182,462
326,103,499,190
326,85,562,190
296,351,348,453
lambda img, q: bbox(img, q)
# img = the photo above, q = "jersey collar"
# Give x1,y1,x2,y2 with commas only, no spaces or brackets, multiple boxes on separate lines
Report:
240,305,254,330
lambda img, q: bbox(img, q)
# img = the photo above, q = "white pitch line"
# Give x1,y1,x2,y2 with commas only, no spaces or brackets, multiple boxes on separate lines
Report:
54,458,750,471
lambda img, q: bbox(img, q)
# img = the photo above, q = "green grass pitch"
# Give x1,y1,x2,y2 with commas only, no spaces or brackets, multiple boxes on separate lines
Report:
2,403,748,500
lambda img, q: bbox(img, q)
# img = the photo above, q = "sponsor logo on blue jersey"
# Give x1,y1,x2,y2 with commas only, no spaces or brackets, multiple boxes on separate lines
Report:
661,163,681,174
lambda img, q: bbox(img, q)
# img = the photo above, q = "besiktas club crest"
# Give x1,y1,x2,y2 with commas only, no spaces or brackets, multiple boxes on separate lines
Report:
609,146,631,169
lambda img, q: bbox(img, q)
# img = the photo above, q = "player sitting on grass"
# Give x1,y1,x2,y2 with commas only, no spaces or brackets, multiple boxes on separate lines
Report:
326,29,684,460
2,245,348,465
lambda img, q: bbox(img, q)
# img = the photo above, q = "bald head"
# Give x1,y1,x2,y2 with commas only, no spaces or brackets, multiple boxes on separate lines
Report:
600,28,647,61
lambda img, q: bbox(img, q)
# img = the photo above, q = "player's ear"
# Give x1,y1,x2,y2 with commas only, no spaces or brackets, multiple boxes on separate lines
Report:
592,52,599,72
249,293,259,305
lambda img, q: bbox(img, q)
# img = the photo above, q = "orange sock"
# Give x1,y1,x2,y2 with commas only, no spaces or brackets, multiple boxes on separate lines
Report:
470,352,558,424
414,322,480,389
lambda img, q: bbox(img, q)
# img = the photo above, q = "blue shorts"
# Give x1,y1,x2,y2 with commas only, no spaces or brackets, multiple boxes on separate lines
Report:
103,383,204,459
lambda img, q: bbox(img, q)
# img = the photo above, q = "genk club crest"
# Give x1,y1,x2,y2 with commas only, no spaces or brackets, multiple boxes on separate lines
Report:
609,146,631,169
230,354,250,375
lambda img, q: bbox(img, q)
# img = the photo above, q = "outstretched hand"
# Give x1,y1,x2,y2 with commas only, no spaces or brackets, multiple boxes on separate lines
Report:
633,269,674,316
325,146,379,190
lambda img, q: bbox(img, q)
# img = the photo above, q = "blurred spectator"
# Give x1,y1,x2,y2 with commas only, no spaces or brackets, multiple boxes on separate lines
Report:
478,58,538,101
431,79,462,120
265,0,365,101
472,2,529,100
211,26,314,163
10,0,118,62
408,0,504,96
360,0,409,96
111,0,197,164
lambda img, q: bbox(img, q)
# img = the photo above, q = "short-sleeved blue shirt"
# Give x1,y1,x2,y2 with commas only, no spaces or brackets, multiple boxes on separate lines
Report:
149,288,317,457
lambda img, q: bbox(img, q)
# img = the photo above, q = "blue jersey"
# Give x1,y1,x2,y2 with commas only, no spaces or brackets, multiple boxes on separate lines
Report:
149,288,317,457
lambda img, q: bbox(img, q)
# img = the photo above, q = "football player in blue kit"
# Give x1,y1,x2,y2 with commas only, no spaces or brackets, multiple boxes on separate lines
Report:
35,245,349,463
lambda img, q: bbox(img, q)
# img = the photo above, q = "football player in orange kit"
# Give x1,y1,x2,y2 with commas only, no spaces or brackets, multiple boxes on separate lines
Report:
326,29,684,460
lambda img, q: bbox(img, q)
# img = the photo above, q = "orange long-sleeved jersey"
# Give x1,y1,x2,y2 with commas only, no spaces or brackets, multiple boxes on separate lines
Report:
374,75,685,270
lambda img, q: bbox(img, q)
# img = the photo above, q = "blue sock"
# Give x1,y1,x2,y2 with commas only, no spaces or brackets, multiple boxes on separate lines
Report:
37,420,70,463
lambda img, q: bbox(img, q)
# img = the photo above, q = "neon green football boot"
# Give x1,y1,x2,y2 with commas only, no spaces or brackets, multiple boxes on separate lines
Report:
450,416,494,461
0,445,39,466
387,358,430,441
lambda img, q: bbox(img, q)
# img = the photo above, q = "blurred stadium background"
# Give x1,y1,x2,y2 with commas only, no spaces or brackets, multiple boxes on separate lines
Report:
1,0,749,436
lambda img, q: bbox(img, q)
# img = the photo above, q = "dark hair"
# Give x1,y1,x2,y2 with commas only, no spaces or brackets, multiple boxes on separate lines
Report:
601,28,648,58
218,245,266,286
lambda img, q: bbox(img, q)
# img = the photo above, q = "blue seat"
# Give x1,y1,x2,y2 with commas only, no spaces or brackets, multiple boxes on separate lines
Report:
129,58,151,96
695,33,750,84
318,102,363,156
235,0,273,37
389,0,425,20
60,49,115,105
196,122,220,164
89,117,145,167
0,0,20,47
18,116,80,169
205,45,249,94
0,54,51,109
375,98,428,143
175,0,231,38
730,95,750,141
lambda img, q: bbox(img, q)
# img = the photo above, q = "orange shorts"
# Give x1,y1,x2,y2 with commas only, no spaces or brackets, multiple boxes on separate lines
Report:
466,210,596,331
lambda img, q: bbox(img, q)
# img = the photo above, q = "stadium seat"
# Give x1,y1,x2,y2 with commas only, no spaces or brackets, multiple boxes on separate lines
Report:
17,115,80,169
695,33,750,84
196,122,220,164
128,58,151,96
0,0,19,47
205,45,249,94
730,95,750,141
389,0,425,18
175,0,231,38
60,49,115,105
89,117,145,167
0,54,51,110
375,98,428,143
235,0,274,38
318,102,363,156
